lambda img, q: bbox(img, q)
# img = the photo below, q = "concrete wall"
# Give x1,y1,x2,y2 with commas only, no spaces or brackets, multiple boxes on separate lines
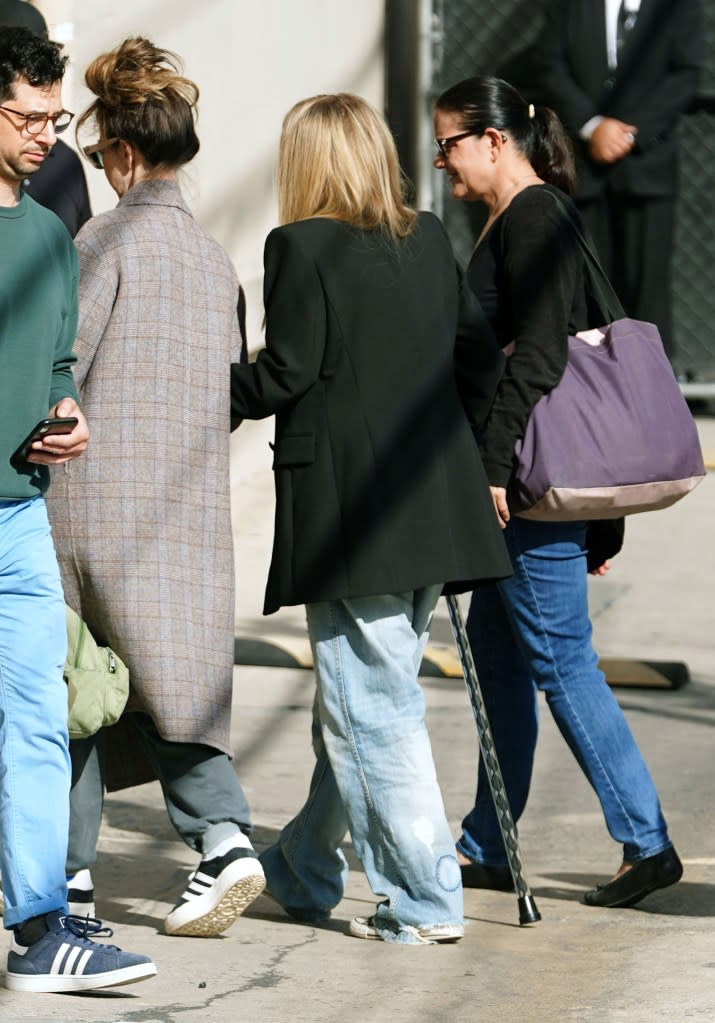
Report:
33,0,385,349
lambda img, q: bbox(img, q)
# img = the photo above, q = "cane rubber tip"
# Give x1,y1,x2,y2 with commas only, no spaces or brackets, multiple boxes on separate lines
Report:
518,895,541,925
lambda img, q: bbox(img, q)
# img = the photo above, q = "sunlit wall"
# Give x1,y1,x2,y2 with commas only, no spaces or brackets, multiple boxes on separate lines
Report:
35,0,385,349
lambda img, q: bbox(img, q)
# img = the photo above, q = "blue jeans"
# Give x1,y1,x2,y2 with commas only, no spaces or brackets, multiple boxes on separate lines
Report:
260,587,463,943
459,516,671,867
0,498,70,927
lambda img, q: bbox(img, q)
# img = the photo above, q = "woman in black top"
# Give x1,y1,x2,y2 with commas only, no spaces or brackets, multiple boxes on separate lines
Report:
231,93,511,943
434,76,681,909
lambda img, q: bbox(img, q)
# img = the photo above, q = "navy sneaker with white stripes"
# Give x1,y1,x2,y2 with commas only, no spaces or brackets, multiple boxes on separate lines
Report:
164,832,265,937
5,912,156,992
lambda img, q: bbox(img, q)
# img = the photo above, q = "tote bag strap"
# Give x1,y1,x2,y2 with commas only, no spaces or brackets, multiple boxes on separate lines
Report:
545,189,626,323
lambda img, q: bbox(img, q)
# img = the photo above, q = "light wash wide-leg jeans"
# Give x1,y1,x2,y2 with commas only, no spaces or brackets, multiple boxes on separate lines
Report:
0,497,70,927
261,586,463,944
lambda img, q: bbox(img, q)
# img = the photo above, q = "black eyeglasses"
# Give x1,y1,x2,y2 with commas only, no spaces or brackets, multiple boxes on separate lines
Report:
83,138,120,169
0,106,74,135
434,130,479,159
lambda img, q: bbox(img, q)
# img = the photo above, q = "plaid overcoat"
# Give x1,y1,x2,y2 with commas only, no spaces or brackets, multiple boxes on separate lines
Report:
47,180,243,790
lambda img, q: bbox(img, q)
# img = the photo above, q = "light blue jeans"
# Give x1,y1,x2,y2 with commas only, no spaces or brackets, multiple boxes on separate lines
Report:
0,497,70,927
459,516,671,868
260,587,463,943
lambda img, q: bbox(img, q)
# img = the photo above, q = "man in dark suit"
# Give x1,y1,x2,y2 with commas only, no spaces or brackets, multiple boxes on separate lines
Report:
539,0,704,362
0,0,91,236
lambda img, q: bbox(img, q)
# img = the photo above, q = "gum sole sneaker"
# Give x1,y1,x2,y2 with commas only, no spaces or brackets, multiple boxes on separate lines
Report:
5,912,156,993
349,915,464,944
164,837,266,937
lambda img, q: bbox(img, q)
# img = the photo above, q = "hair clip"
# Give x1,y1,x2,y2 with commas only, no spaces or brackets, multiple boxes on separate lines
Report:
528,103,535,119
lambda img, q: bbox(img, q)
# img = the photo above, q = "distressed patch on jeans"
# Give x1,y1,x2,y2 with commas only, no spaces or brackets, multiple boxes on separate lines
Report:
435,854,462,892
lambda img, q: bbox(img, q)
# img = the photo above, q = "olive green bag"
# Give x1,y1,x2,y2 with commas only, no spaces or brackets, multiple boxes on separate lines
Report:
64,605,130,740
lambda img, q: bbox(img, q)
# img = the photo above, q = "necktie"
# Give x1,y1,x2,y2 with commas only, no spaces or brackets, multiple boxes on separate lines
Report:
616,2,638,61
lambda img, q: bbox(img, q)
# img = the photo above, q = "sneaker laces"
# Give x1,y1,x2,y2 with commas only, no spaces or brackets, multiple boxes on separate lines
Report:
62,914,120,949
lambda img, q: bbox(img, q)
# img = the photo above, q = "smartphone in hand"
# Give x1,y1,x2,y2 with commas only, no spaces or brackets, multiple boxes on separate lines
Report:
11,417,79,465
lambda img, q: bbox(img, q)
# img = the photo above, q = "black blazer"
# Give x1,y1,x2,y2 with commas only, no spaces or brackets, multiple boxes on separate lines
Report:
231,213,511,614
539,0,704,198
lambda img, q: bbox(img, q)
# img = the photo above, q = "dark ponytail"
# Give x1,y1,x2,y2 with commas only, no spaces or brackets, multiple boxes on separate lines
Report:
529,104,575,194
435,76,576,195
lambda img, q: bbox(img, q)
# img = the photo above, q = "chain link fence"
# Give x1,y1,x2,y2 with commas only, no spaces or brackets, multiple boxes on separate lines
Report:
430,0,715,381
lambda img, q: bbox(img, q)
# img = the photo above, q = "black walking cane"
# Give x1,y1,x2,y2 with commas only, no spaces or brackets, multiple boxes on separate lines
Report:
446,594,541,926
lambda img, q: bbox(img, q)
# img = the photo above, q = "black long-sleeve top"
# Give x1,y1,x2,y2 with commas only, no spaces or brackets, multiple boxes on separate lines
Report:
468,183,596,487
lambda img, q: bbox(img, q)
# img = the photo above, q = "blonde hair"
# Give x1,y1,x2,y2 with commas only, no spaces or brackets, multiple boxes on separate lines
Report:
277,93,417,238
77,37,199,168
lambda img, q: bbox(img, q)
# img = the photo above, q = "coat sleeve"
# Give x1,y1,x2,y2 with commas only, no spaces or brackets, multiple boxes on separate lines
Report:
73,228,120,393
453,266,505,439
538,0,600,134
229,287,247,431
230,227,327,421
630,0,704,148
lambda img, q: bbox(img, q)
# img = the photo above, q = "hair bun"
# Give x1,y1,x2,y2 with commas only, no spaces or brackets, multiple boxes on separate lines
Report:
84,37,198,110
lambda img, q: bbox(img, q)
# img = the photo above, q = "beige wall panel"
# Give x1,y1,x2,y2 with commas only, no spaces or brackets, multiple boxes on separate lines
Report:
33,0,385,348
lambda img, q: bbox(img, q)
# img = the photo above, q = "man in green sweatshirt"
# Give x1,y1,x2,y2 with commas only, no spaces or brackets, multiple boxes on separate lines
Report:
0,26,156,992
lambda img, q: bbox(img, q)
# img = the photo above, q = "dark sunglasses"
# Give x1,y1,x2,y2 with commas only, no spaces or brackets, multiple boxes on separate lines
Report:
434,130,479,159
83,137,120,169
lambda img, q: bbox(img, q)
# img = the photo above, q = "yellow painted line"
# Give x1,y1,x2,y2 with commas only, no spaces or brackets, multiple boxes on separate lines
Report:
420,643,463,678
234,636,463,677
599,658,688,689
234,635,313,670
234,638,689,689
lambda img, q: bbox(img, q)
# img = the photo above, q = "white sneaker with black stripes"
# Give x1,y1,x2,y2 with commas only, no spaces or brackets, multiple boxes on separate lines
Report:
67,868,96,918
5,912,156,992
164,832,265,937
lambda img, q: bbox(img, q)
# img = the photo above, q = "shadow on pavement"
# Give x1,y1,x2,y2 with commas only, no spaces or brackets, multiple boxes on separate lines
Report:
536,875,715,916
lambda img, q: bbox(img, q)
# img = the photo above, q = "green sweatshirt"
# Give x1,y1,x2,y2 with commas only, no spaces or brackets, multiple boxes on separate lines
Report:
0,192,78,499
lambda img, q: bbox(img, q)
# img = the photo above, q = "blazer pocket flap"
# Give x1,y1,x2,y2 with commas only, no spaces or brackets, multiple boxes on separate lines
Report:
272,433,316,468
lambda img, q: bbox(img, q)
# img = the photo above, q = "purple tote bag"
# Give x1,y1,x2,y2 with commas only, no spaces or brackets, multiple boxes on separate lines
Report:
510,195,705,521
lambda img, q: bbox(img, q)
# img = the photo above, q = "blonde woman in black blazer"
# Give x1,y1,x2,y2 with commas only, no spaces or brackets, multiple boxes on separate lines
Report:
231,93,510,944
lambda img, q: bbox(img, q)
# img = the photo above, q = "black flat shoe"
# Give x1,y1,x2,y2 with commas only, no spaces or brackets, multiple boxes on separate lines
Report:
582,847,683,908
460,861,514,892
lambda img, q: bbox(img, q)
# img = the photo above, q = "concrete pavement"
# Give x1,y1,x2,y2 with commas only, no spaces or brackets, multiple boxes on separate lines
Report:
3,416,714,1023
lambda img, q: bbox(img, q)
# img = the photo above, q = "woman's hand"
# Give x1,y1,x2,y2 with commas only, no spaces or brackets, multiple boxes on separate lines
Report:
589,560,611,577
490,486,510,529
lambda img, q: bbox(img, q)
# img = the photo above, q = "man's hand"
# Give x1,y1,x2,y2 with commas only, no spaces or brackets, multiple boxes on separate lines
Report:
588,118,637,164
26,397,89,464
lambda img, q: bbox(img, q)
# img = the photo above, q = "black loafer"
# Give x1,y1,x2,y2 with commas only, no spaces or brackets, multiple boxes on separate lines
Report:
582,847,683,908
460,861,514,892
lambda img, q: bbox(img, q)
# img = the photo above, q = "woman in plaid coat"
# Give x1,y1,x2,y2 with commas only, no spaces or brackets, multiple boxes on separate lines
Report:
47,37,265,938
